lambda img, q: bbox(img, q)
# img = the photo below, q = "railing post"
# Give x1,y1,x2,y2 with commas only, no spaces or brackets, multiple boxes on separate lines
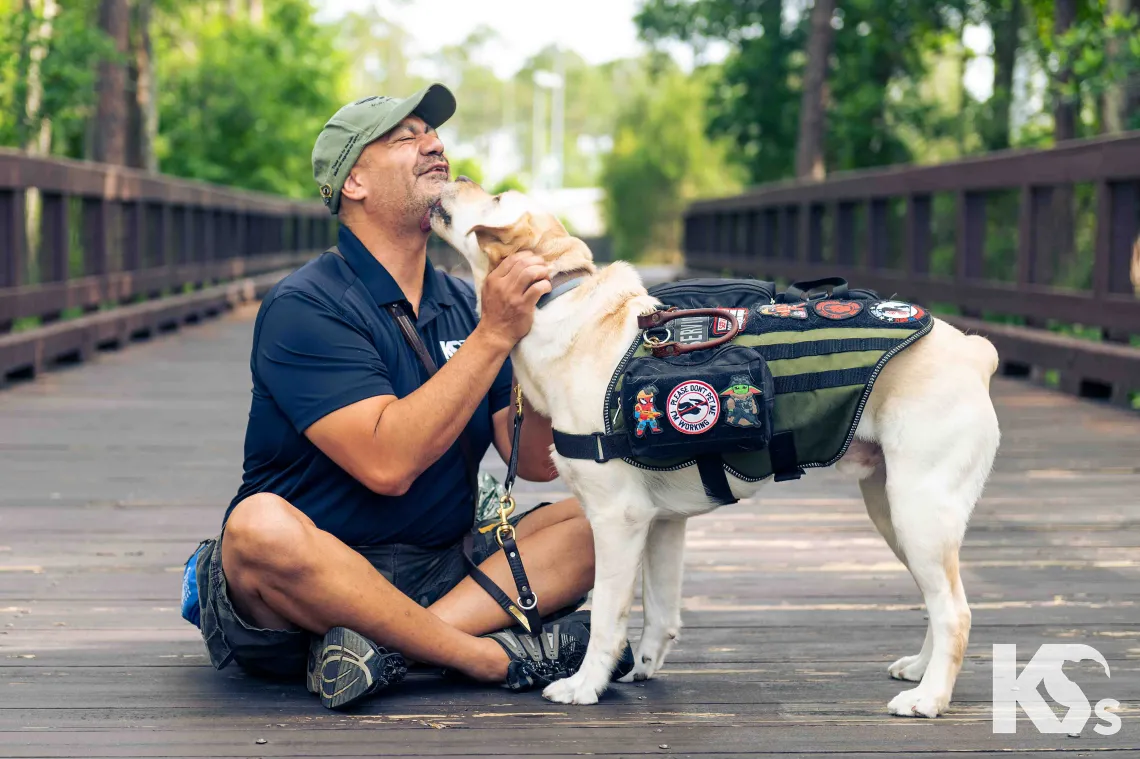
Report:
123,201,144,274
780,206,799,262
0,189,26,291
806,203,824,264
866,198,889,270
154,202,170,271
1094,180,1137,298
40,192,70,286
905,194,931,275
81,197,110,282
834,201,855,267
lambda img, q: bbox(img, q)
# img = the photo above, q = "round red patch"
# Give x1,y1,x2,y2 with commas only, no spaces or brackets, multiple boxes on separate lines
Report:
813,300,864,320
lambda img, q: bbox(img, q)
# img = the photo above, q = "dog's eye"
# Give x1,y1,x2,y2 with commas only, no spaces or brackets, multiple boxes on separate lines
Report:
493,195,502,203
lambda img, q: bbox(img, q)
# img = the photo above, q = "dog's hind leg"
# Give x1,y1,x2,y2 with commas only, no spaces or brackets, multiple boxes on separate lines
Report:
882,442,990,718
854,458,933,682
620,517,687,683
543,492,654,705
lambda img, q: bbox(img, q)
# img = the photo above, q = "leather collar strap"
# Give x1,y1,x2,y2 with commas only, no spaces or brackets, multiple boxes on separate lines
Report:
536,269,591,309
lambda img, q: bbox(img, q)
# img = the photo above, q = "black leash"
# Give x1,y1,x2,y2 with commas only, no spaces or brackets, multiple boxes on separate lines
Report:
324,245,543,634
384,300,542,635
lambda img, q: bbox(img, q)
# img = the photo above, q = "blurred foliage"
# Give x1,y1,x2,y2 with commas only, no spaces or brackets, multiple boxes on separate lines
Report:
600,65,745,260
636,0,967,182
3,0,1140,266
0,0,115,152
154,0,345,197
449,156,485,185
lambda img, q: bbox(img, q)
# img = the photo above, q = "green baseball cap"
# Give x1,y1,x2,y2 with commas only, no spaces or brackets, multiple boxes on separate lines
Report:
312,83,456,214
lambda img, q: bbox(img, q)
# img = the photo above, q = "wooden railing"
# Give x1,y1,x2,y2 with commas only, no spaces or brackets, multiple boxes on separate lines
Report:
0,150,335,381
683,133,1140,408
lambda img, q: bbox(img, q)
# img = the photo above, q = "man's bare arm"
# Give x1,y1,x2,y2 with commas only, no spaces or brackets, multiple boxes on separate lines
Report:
305,253,552,496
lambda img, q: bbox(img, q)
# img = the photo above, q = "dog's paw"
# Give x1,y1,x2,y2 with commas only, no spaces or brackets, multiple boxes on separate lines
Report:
620,652,660,683
543,673,602,705
887,687,949,718
887,653,928,682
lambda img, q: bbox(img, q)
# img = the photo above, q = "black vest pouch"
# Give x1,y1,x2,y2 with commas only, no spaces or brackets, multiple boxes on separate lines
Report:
620,343,775,460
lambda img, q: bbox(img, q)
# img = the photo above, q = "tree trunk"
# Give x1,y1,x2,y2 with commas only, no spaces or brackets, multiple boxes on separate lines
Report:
248,0,263,24
24,0,58,155
93,0,130,166
127,0,157,171
795,0,836,180
1114,0,1140,131
1052,0,1077,142
983,0,1020,150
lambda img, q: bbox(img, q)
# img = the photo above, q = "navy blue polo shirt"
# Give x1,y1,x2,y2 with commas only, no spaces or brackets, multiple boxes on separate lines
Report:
224,226,513,548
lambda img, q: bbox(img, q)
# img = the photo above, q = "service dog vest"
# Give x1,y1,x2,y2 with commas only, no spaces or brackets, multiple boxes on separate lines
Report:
551,277,933,504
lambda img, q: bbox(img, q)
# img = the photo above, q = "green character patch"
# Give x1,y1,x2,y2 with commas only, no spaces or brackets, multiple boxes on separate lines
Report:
719,375,764,428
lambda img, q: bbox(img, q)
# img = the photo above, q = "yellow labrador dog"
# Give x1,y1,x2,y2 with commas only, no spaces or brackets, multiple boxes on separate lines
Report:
430,178,1001,717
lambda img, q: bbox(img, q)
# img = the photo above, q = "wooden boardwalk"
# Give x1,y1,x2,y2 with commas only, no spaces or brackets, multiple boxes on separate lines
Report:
1,303,1138,757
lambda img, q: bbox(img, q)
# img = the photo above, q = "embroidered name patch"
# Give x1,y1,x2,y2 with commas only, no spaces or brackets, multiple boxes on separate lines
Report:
712,308,749,335
756,303,808,320
667,381,720,435
869,300,926,323
813,300,863,320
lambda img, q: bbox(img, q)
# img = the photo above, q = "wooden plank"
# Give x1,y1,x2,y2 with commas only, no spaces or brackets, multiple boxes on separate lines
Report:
944,314,1140,388
2,285,1139,756
0,148,328,217
0,251,316,325
0,270,287,380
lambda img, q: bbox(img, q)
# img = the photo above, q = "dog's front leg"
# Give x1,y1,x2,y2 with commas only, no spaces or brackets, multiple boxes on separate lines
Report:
543,503,652,705
621,517,686,683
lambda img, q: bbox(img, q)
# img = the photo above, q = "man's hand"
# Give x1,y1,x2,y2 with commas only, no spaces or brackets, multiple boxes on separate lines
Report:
477,252,552,351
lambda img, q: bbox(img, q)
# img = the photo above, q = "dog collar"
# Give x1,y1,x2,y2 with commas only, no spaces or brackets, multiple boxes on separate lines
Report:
536,269,590,309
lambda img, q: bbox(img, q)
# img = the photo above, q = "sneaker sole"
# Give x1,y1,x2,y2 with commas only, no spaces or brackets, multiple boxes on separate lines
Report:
308,627,406,710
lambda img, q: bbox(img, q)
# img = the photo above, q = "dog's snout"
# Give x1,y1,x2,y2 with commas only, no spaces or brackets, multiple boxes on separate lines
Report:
457,175,473,184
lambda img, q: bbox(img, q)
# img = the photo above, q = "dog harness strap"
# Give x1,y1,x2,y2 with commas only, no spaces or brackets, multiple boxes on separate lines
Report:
696,454,738,505
773,366,875,395
551,429,631,462
769,431,803,482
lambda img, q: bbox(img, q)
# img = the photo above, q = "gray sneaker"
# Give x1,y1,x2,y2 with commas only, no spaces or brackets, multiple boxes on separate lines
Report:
306,627,407,710
486,611,634,691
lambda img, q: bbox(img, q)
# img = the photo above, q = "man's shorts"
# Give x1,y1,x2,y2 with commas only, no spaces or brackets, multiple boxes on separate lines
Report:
193,501,564,680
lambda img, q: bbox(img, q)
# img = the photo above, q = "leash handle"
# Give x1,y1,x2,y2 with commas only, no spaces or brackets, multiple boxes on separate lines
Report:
637,307,742,357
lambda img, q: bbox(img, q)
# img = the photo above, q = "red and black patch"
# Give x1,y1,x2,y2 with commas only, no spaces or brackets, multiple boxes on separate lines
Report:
712,308,749,335
813,300,863,320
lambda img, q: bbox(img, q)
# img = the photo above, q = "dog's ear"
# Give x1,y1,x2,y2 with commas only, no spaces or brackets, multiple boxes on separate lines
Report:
471,213,537,267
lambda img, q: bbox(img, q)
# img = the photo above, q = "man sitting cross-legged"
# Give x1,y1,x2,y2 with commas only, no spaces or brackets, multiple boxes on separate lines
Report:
186,83,631,709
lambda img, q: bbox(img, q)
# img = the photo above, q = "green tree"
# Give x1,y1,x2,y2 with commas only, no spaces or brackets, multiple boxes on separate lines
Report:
600,66,743,261
153,0,346,197
636,0,959,182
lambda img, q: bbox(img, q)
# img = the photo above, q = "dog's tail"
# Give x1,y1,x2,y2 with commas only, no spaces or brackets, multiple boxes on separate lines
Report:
964,334,1000,380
